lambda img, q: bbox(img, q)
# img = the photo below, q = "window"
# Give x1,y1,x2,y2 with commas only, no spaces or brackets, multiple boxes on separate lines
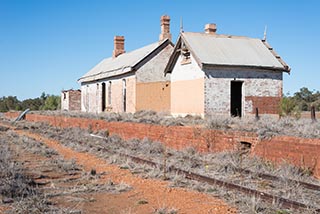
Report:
108,81,112,105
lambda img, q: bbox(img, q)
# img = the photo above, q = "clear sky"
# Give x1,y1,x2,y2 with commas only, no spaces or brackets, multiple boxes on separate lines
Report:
0,0,319,100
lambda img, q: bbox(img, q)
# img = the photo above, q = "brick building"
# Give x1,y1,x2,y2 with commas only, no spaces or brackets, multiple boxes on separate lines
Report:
165,24,290,117
61,89,81,111
78,15,173,113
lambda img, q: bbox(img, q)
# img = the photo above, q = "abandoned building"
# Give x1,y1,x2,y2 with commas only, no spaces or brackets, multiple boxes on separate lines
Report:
61,89,81,111
164,24,290,117
78,15,173,113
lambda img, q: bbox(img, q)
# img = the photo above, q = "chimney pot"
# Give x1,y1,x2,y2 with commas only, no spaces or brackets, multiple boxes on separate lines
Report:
205,23,217,34
159,15,172,42
113,36,125,58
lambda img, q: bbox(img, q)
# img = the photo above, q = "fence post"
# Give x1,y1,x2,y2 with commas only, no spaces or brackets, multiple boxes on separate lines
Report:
311,106,316,122
255,107,260,121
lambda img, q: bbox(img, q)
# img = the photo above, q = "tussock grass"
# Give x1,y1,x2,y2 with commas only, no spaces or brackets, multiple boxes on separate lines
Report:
206,115,320,139
7,120,320,213
25,110,320,139
0,136,56,213
0,129,132,213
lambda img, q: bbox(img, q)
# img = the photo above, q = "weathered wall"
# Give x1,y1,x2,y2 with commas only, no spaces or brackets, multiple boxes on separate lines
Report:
62,90,81,111
170,54,205,116
245,96,281,114
136,44,172,83
81,83,100,113
66,90,81,111
80,44,172,114
81,74,136,113
255,136,320,177
204,67,283,116
136,82,170,112
135,44,172,112
61,92,69,111
4,112,320,178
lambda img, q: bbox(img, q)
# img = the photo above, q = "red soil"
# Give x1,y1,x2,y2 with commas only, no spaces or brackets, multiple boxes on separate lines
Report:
14,129,237,214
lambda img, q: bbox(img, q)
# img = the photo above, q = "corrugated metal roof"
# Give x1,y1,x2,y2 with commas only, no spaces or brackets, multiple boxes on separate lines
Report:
78,41,161,83
182,32,287,70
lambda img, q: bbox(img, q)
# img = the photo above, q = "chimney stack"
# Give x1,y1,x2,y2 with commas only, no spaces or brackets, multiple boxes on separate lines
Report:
205,23,217,34
112,36,125,58
159,15,172,42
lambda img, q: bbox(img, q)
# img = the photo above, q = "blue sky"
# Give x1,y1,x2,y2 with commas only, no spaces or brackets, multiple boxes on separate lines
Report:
0,0,319,100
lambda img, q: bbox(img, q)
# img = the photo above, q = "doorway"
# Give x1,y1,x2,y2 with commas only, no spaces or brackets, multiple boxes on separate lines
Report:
102,82,106,111
231,81,243,117
122,79,127,112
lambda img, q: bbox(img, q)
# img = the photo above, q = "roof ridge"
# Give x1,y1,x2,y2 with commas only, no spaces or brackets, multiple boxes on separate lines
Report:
182,31,255,40
79,39,171,83
166,32,290,73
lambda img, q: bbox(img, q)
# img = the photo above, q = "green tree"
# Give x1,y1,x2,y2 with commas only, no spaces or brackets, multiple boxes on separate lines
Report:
0,96,21,112
21,98,43,111
0,97,9,112
293,87,318,111
41,95,61,110
0,93,61,112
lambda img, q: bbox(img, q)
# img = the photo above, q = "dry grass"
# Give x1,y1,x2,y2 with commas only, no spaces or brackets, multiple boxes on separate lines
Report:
206,114,320,139
0,128,132,213
0,135,57,213
14,120,319,213
27,110,320,139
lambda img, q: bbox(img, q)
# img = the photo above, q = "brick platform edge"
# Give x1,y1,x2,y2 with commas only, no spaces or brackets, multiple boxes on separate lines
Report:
4,112,320,178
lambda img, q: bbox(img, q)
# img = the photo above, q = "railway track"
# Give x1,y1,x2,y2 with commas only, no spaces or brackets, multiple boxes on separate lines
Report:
1,120,320,212
234,167,320,191
115,151,320,212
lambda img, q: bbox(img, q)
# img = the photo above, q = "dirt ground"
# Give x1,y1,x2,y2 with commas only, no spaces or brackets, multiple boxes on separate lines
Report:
1,123,237,214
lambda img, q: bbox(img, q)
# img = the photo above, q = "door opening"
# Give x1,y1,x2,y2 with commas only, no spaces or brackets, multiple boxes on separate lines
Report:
102,82,106,111
122,79,127,112
231,81,243,117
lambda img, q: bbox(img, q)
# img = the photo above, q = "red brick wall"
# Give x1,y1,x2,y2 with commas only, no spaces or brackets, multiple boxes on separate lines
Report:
246,96,281,114
255,137,320,176
4,112,320,178
68,90,81,111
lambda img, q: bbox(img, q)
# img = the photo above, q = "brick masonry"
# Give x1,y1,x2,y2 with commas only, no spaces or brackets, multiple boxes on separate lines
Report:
204,68,283,116
4,112,320,178
245,96,281,114
61,90,81,111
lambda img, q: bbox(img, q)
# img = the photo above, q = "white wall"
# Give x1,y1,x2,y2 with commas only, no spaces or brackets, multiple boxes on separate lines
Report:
80,73,136,113
204,68,283,115
170,54,205,116
171,55,204,81
61,92,69,110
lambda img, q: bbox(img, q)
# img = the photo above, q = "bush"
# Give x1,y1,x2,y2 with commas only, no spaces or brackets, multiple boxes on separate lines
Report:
280,96,301,118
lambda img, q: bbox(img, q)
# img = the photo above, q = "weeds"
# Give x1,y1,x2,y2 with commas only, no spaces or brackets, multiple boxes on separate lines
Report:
0,129,132,213
6,119,320,213
21,110,320,139
153,207,178,214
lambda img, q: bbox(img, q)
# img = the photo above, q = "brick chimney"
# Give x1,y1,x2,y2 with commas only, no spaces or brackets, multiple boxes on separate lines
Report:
159,15,172,42
205,23,217,34
112,36,125,58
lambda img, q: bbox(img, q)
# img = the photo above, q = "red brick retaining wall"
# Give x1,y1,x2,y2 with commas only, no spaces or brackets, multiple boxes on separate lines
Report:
4,112,320,178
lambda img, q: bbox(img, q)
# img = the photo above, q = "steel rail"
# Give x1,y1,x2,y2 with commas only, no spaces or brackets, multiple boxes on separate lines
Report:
119,152,320,212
